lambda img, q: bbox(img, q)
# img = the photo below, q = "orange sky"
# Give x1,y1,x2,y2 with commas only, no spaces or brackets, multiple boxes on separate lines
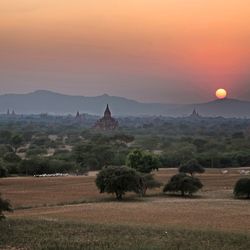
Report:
0,0,250,102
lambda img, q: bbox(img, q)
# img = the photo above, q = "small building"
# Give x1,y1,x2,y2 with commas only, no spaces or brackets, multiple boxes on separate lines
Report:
93,105,119,130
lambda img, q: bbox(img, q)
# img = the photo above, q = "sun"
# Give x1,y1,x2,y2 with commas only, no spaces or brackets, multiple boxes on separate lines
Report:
215,88,227,99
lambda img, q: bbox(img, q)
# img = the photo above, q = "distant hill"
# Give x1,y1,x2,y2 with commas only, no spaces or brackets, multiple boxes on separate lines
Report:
0,90,250,117
188,98,250,118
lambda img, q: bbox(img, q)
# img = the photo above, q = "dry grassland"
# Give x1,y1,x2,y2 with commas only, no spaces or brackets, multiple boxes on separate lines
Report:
1,168,250,233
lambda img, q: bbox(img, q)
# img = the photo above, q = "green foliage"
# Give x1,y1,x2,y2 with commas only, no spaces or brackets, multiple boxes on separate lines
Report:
110,133,134,144
126,149,160,173
10,134,23,151
0,194,13,220
18,158,76,175
73,143,115,170
163,173,203,197
2,117,250,175
26,146,47,157
0,144,13,155
179,159,205,176
3,152,21,163
0,162,8,178
72,134,132,170
233,152,250,167
0,130,12,144
232,132,245,139
31,135,51,147
96,166,143,200
234,178,250,199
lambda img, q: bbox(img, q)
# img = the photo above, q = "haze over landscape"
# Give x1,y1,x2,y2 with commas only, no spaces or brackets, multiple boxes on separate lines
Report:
1,90,250,117
1,2,250,250
1,0,250,103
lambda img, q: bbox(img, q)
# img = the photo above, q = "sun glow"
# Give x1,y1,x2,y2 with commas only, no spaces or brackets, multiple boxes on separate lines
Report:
216,88,227,99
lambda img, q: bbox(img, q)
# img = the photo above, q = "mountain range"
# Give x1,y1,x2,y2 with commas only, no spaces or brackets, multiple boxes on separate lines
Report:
0,90,250,118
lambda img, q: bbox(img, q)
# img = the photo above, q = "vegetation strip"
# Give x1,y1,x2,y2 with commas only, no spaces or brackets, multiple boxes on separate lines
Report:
0,219,250,250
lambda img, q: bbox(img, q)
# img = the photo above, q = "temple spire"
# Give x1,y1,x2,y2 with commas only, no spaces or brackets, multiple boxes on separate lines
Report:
104,104,111,117
189,108,201,118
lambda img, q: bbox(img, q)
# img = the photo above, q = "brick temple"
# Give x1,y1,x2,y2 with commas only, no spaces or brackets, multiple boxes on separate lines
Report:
94,104,119,130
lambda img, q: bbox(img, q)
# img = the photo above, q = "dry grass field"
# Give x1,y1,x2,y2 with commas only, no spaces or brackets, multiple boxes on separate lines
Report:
1,168,250,235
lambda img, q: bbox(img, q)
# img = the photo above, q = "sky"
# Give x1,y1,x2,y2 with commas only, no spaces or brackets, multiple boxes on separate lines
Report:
0,0,250,103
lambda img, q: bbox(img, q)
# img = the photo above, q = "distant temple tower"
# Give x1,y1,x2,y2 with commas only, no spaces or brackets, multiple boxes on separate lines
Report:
75,111,85,123
189,109,201,119
94,105,119,130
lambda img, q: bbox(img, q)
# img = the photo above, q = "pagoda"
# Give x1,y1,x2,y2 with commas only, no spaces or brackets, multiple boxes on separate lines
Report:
189,109,201,119
93,105,119,130
75,111,85,123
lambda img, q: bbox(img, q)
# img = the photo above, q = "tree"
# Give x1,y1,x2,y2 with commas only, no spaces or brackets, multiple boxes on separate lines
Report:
0,194,13,220
3,152,21,163
163,173,203,197
0,163,8,178
234,178,250,199
126,149,160,173
0,130,12,144
73,143,115,170
140,173,162,196
95,166,143,200
179,159,205,176
10,134,23,152
19,158,50,175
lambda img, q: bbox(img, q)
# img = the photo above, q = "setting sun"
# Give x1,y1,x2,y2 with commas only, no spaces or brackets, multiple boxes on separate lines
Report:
216,88,227,99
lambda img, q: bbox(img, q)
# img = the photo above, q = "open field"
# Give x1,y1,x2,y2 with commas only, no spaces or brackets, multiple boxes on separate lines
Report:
1,168,250,249
1,219,250,250
1,168,248,208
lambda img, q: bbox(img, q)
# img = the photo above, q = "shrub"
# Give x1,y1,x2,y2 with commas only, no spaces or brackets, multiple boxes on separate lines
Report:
96,166,143,200
234,178,250,199
163,173,203,197
0,162,8,178
0,194,13,220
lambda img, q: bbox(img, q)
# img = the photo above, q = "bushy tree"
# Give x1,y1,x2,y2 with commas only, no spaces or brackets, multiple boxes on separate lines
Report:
96,166,143,200
19,158,50,175
0,194,13,220
163,173,203,197
73,143,115,170
140,173,162,196
3,152,21,163
179,159,205,176
126,149,160,173
0,130,12,144
234,178,250,199
0,164,8,178
19,158,76,175
10,134,23,152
